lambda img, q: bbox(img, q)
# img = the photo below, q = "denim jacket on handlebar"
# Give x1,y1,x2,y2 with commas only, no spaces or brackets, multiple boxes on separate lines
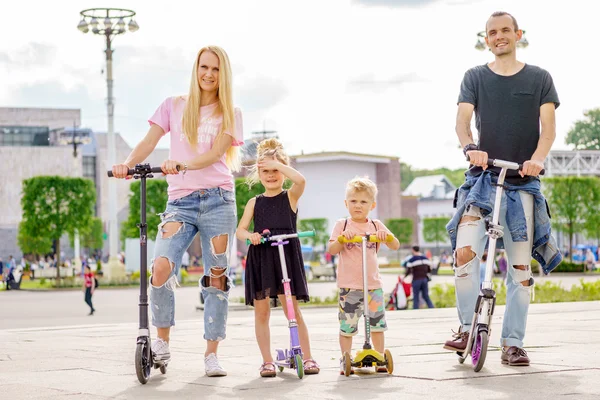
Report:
446,171,563,275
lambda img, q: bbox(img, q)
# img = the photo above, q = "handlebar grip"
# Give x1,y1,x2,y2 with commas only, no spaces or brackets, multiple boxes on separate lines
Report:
516,163,545,176
466,156,545,176
337,234,393,244
297,230,316,238
107,166,177,178
246,238,266,245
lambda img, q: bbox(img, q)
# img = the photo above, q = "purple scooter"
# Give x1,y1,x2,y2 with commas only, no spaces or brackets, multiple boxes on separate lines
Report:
247,229,315,379
457,158,544,372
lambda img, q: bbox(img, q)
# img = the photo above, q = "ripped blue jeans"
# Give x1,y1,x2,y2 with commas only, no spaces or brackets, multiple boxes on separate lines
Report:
150,188,236,342
455,191,534,348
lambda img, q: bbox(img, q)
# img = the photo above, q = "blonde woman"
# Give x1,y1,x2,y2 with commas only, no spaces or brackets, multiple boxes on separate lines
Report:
112,46,242,377
236,138,320,377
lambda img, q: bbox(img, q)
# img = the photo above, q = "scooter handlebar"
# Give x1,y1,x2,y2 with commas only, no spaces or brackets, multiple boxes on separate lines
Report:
466,156,545,176
246,230,316,245
337,235,394,244
107,165,178,177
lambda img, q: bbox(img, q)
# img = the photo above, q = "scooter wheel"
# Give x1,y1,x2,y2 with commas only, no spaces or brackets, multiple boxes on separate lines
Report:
160,364,167,374
135,342,151,384
457,352,466,364
384,349,394,374
278,366,284,373
295,354,304,379
472,330,488,372
342,352,352,377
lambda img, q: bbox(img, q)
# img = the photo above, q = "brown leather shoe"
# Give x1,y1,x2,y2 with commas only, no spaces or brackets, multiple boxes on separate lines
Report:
501,346,530,366
443,330,470,352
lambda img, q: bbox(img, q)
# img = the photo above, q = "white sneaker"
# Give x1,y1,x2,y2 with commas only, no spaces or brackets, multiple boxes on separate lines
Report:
151,338,170,363
204,353,227,377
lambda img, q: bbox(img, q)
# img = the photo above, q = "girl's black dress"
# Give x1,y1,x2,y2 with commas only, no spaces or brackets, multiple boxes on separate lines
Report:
245,190,309,306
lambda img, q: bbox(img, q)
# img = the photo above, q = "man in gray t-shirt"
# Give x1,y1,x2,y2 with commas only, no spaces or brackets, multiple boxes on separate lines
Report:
443,11,559,367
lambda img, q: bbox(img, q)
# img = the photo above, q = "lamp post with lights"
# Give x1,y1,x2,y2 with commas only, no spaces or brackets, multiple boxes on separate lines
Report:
77,8,139,277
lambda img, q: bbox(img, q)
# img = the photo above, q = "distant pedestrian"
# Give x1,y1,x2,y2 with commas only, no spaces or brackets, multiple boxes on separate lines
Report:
585,249,596,272
404,246,434,309
83,265,96,315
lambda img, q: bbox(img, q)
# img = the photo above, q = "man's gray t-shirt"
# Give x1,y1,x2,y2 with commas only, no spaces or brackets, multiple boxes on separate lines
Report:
458,64,560,184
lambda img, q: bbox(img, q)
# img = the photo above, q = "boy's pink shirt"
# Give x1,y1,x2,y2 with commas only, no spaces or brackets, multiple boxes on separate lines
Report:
149,96,243,200
329,218,392,290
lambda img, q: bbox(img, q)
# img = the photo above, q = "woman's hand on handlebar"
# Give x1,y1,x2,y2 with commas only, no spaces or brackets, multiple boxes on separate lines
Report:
466,150,488,170
111,164,131,179
248,232,262,245
161,160,183,175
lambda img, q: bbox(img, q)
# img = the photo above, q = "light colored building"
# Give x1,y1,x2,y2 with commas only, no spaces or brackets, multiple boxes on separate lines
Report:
290,151,402,241
403,174,456,251
0,107,169,259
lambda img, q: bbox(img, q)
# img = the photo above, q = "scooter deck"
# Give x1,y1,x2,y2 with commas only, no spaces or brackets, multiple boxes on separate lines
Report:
352,348,386,367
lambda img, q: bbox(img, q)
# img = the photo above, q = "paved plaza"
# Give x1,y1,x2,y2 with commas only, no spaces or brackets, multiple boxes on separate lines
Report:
1,287,599,399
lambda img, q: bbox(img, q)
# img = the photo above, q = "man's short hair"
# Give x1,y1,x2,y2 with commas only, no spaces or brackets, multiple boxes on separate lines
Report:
487,11,519,32
412,245,420,252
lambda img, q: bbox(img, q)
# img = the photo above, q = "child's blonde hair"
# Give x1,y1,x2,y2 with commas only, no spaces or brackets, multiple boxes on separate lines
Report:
246,138,289,188
345,176,378,202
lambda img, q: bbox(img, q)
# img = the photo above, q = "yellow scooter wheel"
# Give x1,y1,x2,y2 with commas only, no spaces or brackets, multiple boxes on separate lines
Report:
384,349,394,374
343,352,352,377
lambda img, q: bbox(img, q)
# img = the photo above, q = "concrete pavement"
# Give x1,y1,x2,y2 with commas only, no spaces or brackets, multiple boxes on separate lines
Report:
1,295,599,399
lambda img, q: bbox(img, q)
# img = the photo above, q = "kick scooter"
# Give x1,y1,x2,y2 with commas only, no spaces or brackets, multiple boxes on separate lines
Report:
108,163,178,384
247,229,315,379
338,234,394,377
458,158,544,372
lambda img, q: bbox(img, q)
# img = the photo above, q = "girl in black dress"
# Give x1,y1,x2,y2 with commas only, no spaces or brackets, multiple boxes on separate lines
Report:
236,138,319,377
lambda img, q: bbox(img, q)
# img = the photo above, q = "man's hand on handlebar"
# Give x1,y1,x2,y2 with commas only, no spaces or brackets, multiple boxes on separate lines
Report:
466,150,488,170
111,164,132,179
161,160,184,175
520,159,545,178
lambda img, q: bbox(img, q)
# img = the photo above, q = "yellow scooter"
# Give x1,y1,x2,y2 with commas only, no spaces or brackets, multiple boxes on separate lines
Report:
338,234,394,377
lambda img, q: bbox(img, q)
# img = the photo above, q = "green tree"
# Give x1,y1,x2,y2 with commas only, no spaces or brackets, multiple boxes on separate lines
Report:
422,217,449,255
565,108,600,150
386,218,413,262
70,217,104,252
121,179,169,241
401,162,465,190
544,177,600,262
17,220,53,256
19,176,96,279
386,218,413,246
235,177,265,226
298,218,329,249
583,178,600,246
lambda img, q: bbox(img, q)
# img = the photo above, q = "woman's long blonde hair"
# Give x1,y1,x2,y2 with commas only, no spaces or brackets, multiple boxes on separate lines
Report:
246,138,289,188
182,45,240,171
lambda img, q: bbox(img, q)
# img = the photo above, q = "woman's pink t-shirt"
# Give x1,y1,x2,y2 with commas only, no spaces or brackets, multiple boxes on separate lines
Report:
329,218,392,290
149,96,243,200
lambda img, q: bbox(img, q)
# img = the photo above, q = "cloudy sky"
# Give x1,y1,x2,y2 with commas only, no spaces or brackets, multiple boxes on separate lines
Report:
1,0,598,169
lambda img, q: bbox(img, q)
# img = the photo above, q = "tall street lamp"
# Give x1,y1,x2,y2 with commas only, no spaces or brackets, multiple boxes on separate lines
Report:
77,8,138,277
475,30,529,50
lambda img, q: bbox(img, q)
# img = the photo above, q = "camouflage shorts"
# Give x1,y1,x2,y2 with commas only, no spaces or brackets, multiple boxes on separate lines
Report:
338,288,387,336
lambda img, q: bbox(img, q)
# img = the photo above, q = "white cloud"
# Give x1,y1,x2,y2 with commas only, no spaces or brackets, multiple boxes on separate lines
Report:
1,0,598,170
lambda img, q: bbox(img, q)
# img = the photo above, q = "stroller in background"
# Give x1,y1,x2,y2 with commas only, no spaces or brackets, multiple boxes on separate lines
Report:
386,276,411,310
